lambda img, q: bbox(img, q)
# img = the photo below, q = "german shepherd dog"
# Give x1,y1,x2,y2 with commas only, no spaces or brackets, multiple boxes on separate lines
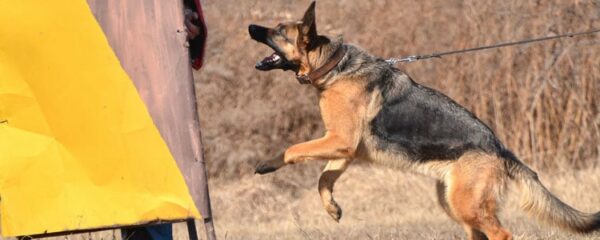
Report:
248,2,600,239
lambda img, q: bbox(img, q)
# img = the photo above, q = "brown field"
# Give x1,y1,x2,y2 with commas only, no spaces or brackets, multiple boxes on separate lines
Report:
9,166,600,239
205,164,600,240
5,0,599,239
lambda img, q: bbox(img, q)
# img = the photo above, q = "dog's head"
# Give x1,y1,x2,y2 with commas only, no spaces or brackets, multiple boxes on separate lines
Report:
248,1,320,73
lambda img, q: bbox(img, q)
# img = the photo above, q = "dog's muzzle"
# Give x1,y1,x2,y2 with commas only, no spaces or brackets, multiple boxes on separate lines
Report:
248,24,298,72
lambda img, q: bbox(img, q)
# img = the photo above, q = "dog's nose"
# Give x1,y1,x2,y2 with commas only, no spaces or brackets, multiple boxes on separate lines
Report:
248,24,262,35
248,24,269,42
248,24,259,34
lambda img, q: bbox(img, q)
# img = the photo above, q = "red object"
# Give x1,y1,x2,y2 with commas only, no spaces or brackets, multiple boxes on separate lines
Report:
192,0,207,70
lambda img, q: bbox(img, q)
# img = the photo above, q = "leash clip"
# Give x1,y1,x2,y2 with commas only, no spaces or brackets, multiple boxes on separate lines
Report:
402,55,418,62
386,55,419,65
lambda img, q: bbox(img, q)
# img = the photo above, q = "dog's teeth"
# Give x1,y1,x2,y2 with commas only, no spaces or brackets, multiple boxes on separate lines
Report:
272,54,280,61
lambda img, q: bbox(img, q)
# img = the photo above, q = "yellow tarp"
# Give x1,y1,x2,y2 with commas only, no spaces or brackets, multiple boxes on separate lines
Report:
0,0,200,237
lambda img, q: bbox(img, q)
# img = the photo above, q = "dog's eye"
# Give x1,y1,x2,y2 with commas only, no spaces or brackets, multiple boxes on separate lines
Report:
274,26,292,43
277,27,286,36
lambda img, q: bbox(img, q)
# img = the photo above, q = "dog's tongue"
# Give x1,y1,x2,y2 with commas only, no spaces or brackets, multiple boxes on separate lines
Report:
255,52,281,69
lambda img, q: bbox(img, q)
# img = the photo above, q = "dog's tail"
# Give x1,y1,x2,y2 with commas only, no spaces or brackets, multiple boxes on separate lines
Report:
503,150,600,233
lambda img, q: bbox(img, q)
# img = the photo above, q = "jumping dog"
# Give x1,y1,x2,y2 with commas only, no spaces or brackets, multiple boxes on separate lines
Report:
248,2,600,239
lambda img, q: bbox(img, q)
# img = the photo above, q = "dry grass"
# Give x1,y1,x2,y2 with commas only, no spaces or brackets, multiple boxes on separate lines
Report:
16,165,600,239
5,0,600,239
208,164,600,240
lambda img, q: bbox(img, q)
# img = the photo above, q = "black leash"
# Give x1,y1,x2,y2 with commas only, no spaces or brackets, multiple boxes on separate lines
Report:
386,28,600,64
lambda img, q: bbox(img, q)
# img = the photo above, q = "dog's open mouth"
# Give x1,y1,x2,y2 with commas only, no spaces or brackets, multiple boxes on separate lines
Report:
256,52,283,70
255,51,297,71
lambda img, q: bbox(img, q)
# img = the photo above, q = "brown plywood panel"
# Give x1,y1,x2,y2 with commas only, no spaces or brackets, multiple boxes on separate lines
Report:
86,0,212,221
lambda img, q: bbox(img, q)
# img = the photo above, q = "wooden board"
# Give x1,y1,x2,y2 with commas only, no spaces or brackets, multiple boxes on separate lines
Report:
86,0,212,224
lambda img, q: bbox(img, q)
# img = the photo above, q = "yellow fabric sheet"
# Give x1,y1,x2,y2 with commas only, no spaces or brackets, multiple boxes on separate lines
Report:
0,0,200,237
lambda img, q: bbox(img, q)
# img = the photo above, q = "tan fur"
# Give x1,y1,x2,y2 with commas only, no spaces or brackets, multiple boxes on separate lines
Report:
318,158,351,221
444,152,511,240
275,77,370,225
284,79,367,164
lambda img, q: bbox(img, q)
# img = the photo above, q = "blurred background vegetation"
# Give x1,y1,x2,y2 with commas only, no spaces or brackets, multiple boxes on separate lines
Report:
196,0,600,180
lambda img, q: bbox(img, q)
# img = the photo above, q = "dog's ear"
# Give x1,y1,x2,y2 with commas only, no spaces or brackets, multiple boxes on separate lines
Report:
298,1,317,51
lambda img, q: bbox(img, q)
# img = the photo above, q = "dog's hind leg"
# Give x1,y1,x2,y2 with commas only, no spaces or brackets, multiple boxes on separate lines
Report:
438,180,489,240
437,180,489,240
319,158,351,222
447,153,512,240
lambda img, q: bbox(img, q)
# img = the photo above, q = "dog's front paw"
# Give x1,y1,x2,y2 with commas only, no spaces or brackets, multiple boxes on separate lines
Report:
255,161,283,174
325,200,342,222
255,153,285,175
